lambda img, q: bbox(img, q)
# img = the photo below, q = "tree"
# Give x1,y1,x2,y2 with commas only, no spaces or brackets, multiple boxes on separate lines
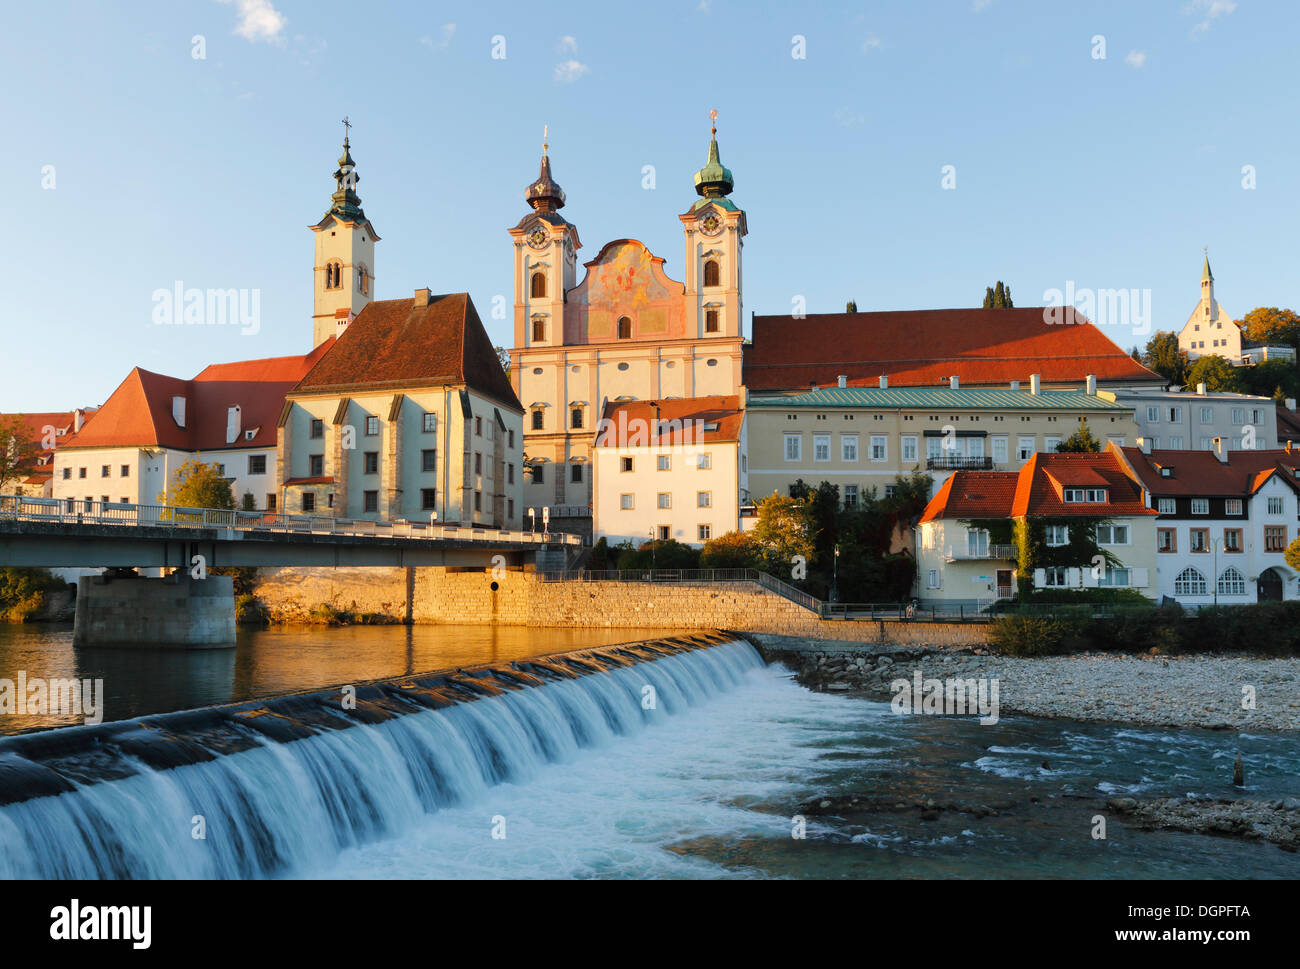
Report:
0,415,38,495
1284,536,1300,575
160,458,235,509
846,300,858,313
750,492,814,577
1237,358,1300,403
495,346,511,379
1184,354,1242,393
1056,419,1102,453
982,281,1014,308
1240,307,1300,353
699,531,762,569
1139,331,1191,388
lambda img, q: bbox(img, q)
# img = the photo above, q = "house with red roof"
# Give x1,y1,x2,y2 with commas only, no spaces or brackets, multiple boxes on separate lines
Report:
591,395,745,546
0,409,96,498
1113,441,1300,604
915,450,1158,606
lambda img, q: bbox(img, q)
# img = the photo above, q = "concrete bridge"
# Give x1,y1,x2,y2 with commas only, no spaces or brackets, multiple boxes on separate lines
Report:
0,497,583,647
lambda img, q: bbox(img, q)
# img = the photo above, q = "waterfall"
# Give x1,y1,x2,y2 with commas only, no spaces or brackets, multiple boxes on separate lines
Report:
0,635,763,879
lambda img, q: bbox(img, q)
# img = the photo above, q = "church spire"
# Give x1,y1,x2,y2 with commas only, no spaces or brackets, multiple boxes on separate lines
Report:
325,116,366,222
1201,248,1213,282
693,109,734,199
524,124,566,212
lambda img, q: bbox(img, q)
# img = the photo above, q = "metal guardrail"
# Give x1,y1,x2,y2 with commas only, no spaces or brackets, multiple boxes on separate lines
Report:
0,496,581,546
926,456,995,471
945,544,1016,561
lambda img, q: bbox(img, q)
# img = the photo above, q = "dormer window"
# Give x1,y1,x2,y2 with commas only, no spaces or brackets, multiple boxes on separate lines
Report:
703,259,720,287
531,272,546,298
1063,487,1107,503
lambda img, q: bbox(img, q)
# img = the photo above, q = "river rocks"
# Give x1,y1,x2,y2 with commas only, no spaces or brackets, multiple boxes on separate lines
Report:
798,793,1012,820
1106,796,1300,852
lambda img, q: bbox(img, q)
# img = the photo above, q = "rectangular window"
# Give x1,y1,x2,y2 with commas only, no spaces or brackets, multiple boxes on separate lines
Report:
991,437,1007,465
508,429,515,448
571,464,583,483
475,416,483,436
1045,525,1069,546
248,455,266,475
571,408,584,430
814,435,830,462
1044,436,1061,454
621,456,634,473
870,436,887,461
1096,524,1129,545
620,493,634,510
927,569,940,590
1189,528,1209,552
1157,528,1176,552
1268,496,1284,515
1157,498,1175,514
1064,488,1106,503
844,484,859,509
310,419,324,439
423,412,436,433
421,488,437,510
705,310,719,333
784,434,801,461
120,465,130,478
657,492,671,509
474,452,482,475
532,410,544,430
1265,525,1287,552
1098,567,1130,588
927,437,943,460
841,435,858,462
1231,407,1245,425
366,416,380,436
309,455,324,477
532,464,544,484
364,452,379,474
1044,566,1068,587
1017,437,1035,461
101,465,110,478
532,319,545,342
903,436,919,463
507,463,514,484
62,468,70,480
422,449,436,472
1146,406,1160,423
884,484,896,498
967,529,989,557
1191,498,1209,515
657,454,671,471
657,525,670,541
1223,528,1242,552
1199,407,1213,424
698,524,712,541
474,491,482,512
1252,409,1264,425
302,493,316,513
508,499,515,519
697,491,712,508
697,452,711,470
1168,406,1182,423
364,491,379,513
267,494,276,511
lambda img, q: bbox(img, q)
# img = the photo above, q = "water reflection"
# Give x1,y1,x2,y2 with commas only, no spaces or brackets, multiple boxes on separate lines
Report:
0,623,685,734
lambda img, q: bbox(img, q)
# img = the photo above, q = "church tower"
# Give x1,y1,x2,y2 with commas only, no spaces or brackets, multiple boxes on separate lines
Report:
680,112,747,344
311,124,380,348
508,131,581,353
1198,252,1217,323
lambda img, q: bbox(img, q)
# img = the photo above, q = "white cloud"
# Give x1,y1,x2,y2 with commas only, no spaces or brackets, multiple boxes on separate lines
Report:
861,34,882,53
834,107,866,128
972,0,993,10
698,0,712,11
554,59,589,83
1185,0,1237,34
557,35,579,56
419,23,456,49
216,0,286,44
1125,49,1147,69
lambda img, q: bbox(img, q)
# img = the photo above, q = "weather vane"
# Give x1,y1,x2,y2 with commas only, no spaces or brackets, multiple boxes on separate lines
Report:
709,108,718,136
543,123,548,155
341,115,351,142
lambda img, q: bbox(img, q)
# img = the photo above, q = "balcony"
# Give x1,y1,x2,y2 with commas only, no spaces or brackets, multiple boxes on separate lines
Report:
945,544,1016,561
926,455,994,471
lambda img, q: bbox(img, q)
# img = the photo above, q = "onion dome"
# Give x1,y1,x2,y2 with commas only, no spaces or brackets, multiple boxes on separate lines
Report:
693,114,734,199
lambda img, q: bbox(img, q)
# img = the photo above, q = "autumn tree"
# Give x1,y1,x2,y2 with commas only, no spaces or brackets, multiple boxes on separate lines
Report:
1240,307,1300,354
160,458,235,509
0,416,38,495
699,530,763,569
750,492,814,578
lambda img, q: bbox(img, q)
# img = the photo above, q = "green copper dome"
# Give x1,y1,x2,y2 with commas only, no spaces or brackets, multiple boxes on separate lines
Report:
325,136,366,222
693,127,734,198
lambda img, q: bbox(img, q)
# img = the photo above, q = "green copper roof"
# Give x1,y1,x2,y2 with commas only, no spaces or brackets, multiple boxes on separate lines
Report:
693,129,734,198
324,136,366,222
1202,254,1213,281
690,196,739,213
748,387,1130,411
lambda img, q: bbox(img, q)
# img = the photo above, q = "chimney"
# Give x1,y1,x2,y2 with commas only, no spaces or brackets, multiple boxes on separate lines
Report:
1213,436,1228,463
1009,380,1020,391
1030,373,1041,395
878,375,888,389
225,405,242,445
1085,374,1097,395
949,375,960,390
1197,382,1207,396
172,396,186,429
1288,398,1297,413
414,287,431,307
73,409,85,433
837,375,847,389
1139,436,1151,455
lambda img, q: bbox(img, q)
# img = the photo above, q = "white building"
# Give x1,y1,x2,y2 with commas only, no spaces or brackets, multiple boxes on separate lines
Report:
593,396,746,547
1178,255,1295,366
1102,385,1280,451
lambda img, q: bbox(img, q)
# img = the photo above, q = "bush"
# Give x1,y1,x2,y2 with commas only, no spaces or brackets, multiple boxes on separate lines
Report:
988,615,1075,657
615,539,701,571
699,531,762,570
587,537,613,571
0,567,64,623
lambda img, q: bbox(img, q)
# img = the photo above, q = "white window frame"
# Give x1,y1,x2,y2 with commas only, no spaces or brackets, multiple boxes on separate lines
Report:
841,435,858,462
813,435,831,462
784,434,801,461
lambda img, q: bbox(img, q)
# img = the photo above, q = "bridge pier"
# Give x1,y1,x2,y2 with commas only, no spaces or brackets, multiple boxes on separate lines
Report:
73,573,237,648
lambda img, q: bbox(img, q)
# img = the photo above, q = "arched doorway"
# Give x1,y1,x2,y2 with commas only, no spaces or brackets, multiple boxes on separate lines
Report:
1257,568,1283,602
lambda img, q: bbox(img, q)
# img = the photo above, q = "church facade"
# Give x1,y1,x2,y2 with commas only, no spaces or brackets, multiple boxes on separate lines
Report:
508,124,747,519
1178,255,1295,366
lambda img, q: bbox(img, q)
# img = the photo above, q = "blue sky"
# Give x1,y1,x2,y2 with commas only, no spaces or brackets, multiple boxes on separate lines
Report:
3,0,1296,410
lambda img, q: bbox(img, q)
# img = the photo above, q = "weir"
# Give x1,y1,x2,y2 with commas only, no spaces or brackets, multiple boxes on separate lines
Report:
0,631,763,879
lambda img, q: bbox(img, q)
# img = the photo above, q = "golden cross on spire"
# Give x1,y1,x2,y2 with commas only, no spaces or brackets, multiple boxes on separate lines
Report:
341,115,351,143
543,124,549,155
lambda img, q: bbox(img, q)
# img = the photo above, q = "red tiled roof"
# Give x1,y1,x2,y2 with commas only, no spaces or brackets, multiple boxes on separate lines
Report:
920,451,1154,523
294,293,520,410
1276,405,1300,443
744,307,1162,391
63,344,331,452
594,395,744,447
1116,446,1300,497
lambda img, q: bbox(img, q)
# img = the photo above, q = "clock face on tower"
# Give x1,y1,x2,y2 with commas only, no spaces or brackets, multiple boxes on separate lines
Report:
527,227,549,249
700,213,722,236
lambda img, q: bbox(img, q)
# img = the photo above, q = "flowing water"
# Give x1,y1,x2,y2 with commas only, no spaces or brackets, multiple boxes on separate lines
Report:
0,629,1296,879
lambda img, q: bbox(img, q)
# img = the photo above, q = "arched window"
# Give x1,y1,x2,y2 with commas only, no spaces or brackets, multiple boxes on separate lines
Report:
325,260,342,290
1217,567,1246,596
617,316,632,339
1174,567,1207,596
703,259,720,287
531,271,546,298
357,264,369,295
531,318,546,342
705,309,719,333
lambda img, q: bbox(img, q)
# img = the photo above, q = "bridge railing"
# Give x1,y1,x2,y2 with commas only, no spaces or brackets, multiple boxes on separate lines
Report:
0,496,581,546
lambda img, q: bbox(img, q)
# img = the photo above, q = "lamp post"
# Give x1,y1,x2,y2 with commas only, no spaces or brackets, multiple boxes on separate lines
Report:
542,506,550,540
1213,537,1220,606
832,543,841,604
527,507,536,536
650,528,656,571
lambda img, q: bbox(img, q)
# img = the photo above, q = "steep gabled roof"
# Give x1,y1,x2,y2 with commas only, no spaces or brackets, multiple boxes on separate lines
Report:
744,307,1162,391
293,293,521,411
594,395,744,447
1116,445,1300,498
918,471,1019,523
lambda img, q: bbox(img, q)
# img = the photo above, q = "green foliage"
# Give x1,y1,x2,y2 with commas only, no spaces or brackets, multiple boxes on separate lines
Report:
307,601,396,626
211,566,258,597
0,567,64,623
1056,419,1102,453
0,415,38,494
1184,354,1242,393
982,281,1013,308
1011,517,1117,599
1138,331,1191,388
615,539,700,570
846,300,858,313
699,530,762,569
751,492,814,574
234,594,267,625
160,458,235,509
495,345,512,378
988,615,1073,656
1237,358,1300,403
587,536,613,571
240,492,256,511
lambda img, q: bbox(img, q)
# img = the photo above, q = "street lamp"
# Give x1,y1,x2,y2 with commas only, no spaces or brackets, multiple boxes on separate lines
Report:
1213,537,1220,606
832,543,841,604
542,506,550,540
527,507,536,536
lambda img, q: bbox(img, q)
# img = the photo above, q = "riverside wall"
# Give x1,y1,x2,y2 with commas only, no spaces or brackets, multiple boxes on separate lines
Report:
250,566,992,644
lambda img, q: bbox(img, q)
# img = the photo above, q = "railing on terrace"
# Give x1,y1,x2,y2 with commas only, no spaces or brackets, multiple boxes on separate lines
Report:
945,544,1016,561
926,455,995,471
0,496,581,546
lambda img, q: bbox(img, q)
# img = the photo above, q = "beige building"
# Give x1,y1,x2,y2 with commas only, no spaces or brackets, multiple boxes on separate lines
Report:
311,134,378,348
592,396,745,547
745,379,1140,505
1178,255,1295,366
508,126,746,514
